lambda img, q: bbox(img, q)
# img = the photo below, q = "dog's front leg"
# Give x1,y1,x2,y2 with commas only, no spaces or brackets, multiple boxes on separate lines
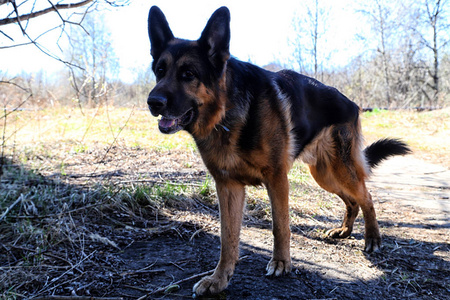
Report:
265,172,292,276
193,180,245,296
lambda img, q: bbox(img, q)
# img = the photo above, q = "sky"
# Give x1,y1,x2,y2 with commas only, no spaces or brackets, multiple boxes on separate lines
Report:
0,0,367,82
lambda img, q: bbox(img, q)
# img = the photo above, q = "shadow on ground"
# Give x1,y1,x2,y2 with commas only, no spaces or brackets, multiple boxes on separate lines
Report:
1,150,449,299
117,223,450,299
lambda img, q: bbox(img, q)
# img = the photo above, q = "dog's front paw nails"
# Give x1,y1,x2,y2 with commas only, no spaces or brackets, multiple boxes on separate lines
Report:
364,237,381,253
326,226,352,238
193,274,229,296
266,258,292,277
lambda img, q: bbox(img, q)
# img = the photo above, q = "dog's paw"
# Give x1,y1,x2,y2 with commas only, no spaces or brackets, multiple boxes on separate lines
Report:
364,236,381,253
325,226,352,239
266,258,292,277
193,274,229,296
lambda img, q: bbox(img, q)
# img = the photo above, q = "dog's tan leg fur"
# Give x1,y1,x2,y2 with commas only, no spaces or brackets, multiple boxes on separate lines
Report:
307,124,381,253
309,163,381,252
327,193,359,238
265,171,292,276
193,180,245,295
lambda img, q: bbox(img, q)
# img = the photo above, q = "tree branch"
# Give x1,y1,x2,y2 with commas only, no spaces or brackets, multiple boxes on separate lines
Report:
0,0,94,26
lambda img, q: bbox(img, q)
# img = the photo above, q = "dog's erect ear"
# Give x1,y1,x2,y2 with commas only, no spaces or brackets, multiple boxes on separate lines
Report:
198,6,231,68
148,6,174,59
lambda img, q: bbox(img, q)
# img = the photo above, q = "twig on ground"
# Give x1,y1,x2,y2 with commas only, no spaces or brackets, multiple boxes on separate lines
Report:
123,284,151,293
97,106,135,166
137,256,249,299
189,228,203,242
0,193,24,221
7,245,74,268
170,261,185,271
80,104,101,143
118,178,203,187
371,258,390,267
119,269,165,277
33,296,124,300
34,251,96,297
11,202,104,219
137,269,215,300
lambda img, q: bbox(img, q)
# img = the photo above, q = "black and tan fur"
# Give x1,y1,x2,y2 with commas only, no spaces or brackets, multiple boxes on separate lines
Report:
146,6,411,296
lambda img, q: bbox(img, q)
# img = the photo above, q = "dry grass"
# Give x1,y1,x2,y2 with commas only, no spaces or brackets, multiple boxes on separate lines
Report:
3,106,448,165
361,108,450,168
2,106,194,155
1,106,449,298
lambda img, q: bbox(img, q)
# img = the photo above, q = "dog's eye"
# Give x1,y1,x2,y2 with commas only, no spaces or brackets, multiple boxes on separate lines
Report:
181,70,195,81
155,67,165,79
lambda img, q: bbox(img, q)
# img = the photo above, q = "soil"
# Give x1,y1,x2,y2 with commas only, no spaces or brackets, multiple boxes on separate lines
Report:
2,148,449,300
114,157,450,300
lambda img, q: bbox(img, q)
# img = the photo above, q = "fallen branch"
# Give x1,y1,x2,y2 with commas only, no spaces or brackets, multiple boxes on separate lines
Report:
33,251,97,297
0,194,23,222
119,269,165,277
118,178,203,187
137,256,249,299
137,269,215,300
97,106,135,165
8,245,74,268
33,296,123,300
11,202,104,220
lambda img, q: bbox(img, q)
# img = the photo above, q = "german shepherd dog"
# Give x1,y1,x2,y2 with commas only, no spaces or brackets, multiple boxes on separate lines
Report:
146,6,410,296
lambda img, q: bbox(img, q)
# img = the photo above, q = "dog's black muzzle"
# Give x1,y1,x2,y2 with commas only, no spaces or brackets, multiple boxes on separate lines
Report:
147,94,167,117
147,91,196,134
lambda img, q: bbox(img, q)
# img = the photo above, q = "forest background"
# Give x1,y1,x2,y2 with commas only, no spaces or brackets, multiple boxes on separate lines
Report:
1,0,449,111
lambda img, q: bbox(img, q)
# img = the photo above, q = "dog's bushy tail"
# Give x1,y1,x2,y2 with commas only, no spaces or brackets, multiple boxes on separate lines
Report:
364,138,412,169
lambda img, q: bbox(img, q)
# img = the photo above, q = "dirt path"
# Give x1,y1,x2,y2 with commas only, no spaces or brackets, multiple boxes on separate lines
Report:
117,155,449,299
369,156,449,224
2,150,449,299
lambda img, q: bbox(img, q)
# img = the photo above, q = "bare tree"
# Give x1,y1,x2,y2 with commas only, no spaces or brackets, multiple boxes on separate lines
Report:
358,0,401,106
309,0,321,78
0,0,128,170
417,0,450,105
67,12,118,107
0,0,128,67
290,0,329,78
290,17,305,73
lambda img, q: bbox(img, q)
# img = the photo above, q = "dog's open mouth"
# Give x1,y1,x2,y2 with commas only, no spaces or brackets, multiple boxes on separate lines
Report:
158,109,194,134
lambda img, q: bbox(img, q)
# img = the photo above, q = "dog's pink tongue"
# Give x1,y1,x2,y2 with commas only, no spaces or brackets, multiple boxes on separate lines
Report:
159,117,176,128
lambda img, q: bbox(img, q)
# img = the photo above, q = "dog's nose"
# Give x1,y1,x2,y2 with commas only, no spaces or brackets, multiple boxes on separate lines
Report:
147,95,167,115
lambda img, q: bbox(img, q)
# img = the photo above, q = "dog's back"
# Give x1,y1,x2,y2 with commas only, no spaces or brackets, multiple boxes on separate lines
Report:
275,69,360,157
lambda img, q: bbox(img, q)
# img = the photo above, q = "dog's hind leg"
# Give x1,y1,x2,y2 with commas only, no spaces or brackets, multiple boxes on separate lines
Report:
355,187,381,252
307,124,381,253
326,193,360,239
193,180,245,296
340,184,380,253
265,171,292,276
335,183,380,253
309,162,381,253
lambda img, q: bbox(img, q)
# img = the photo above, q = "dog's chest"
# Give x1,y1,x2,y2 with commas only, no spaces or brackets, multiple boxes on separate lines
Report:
195,134,266,185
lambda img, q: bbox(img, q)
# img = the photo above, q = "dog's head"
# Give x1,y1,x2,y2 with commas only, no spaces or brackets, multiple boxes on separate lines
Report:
147,6,230,137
